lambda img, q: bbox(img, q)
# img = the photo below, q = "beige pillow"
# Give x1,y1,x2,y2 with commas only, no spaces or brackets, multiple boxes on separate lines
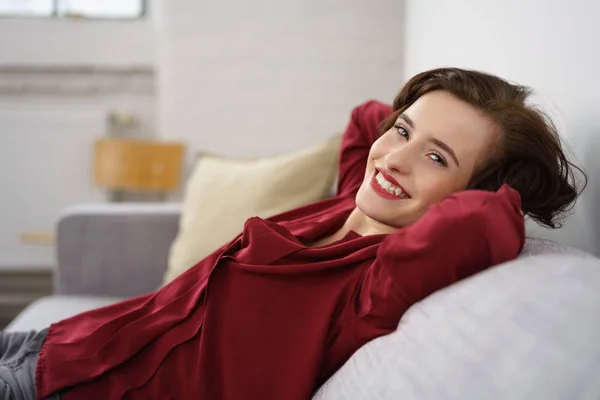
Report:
163,135,342,284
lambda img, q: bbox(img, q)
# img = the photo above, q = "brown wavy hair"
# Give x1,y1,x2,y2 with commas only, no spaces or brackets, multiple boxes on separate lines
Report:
380,67,587,228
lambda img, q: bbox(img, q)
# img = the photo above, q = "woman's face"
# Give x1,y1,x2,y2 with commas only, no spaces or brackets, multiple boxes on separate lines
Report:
355,90,497,231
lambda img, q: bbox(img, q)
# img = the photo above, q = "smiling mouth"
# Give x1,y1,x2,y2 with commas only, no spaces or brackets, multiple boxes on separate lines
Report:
370,169,411,200
375,172,410,198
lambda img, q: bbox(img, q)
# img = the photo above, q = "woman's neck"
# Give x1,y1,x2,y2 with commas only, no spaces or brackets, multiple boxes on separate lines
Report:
308,208,397,248
340,207,397,237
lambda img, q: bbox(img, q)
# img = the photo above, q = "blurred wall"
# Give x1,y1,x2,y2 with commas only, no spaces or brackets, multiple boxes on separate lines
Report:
0,8,157,268
403,0,600,254
0,16,154,66
156,0,405,164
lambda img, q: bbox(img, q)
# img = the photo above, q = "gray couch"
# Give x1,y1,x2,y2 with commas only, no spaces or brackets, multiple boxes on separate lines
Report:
7,204,600,399
7,203,182,332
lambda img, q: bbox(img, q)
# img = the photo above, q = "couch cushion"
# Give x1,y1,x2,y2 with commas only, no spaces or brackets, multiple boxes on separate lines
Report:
313,252,600,400
520,237,594,258
5,296,123,332
164,134,341,285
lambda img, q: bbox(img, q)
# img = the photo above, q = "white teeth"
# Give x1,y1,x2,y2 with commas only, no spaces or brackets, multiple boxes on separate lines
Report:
375,172,409,199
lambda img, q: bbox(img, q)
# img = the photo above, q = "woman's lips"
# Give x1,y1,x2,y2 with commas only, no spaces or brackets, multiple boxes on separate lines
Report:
370,172,409,200
376,168,410,197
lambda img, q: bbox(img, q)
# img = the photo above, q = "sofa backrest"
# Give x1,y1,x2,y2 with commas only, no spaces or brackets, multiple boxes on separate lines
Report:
313,241,600,400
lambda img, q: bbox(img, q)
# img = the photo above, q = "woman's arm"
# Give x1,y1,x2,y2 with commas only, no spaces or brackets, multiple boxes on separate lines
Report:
337,100,393,197
355,184,525,327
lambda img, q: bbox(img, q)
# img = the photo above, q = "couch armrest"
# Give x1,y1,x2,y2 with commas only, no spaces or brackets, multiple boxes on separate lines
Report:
55,203,181,297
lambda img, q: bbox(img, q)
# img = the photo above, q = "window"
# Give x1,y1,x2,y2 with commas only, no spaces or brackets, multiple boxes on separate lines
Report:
0,0,53,16
0,0,145,19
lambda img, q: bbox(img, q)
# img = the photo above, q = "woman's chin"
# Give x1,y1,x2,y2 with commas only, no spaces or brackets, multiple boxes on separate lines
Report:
357,201,407,229
356,193,424,229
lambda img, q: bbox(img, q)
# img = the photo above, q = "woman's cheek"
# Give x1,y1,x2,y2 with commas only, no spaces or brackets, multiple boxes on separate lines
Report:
426,180,462,205
370,132,393,158
419,180,451,204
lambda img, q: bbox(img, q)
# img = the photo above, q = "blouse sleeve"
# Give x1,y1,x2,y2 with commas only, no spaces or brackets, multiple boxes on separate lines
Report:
355,184,525,328
337,100,393,197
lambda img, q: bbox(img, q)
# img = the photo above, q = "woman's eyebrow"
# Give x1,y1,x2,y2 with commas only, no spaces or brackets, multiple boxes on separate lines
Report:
398,113,460,167
398,113,415,128
430,138,460,167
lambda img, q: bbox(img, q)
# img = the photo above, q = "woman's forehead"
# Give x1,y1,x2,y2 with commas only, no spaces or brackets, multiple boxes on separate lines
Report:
401,91,497,155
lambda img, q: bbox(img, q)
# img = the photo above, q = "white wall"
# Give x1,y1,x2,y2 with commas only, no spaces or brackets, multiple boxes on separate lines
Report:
0,7,157,268
0,17,154,67
156,0,405,164
0,91,155,267
403,0,600,255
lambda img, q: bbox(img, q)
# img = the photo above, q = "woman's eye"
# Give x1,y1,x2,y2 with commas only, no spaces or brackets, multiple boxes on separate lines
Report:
394,124,409,140
428,153,448,167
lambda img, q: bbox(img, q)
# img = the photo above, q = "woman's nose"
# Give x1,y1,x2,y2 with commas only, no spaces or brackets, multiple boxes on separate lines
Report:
384,145,413,175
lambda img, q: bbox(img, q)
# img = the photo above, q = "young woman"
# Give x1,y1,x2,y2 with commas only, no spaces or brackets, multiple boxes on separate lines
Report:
1,68,585,400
